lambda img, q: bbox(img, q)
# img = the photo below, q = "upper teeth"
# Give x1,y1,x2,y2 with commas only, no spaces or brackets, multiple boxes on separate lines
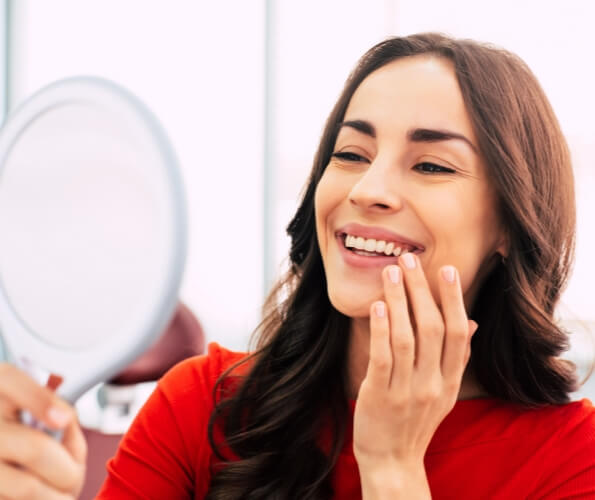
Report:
344,234,416,256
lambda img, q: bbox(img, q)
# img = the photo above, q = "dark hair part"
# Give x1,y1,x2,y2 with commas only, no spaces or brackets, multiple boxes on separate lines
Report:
206,32,579,499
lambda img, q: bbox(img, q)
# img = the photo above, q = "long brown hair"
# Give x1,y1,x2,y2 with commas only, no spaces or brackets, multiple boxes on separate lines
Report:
206,32,579,499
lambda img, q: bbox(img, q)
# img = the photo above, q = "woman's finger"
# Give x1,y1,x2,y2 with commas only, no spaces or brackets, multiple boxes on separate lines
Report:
438,266,472,385
398,253,445,373
0,364,72,430
0,420,83,493
382,265,414,388
366,300,392,388
0,462,73,500
61,414,87,466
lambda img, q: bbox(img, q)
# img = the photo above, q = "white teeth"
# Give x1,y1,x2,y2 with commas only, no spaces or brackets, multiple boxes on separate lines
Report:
343,233,418,256
364,239,377,252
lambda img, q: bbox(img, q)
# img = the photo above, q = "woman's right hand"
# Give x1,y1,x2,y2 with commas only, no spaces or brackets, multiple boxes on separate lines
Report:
0,363,87,499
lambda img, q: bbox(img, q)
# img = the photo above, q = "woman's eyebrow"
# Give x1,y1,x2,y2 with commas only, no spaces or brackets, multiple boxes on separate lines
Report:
408,128,478,154
337,120,477,154
337,120,376,137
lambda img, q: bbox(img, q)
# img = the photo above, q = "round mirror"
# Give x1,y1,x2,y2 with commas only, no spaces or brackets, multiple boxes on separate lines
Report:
0,77,187,402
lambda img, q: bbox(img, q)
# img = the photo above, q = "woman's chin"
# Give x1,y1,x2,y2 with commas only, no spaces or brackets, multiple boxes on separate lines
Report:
327,289,381,318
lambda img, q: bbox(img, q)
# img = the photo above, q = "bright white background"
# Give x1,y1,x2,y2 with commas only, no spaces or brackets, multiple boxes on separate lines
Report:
8,1,266,352
270,0,595,323
3,1,594,393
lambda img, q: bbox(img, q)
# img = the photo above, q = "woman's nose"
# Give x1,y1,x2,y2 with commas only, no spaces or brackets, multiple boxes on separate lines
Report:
348,158,404,213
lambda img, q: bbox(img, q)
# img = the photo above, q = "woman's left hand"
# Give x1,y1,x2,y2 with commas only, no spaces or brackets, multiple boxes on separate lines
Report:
353,253,478,497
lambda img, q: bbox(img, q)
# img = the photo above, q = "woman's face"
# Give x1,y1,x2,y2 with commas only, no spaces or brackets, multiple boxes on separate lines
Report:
314,55,507,319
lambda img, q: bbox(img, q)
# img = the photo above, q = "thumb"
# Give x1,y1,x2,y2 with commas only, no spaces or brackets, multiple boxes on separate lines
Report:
61,410,88,465
45,375,87,465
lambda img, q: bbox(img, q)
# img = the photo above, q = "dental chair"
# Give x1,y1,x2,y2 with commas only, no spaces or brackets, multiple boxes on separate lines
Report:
77,302,205,500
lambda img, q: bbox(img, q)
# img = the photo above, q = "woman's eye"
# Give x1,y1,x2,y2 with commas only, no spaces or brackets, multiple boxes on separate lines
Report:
414,162,456,174
331,151,368,163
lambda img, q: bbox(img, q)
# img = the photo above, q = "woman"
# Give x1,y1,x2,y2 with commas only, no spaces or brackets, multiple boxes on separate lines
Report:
0,33,593,499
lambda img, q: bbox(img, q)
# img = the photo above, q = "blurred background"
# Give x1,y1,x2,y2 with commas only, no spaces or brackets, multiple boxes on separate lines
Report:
0,0,593,397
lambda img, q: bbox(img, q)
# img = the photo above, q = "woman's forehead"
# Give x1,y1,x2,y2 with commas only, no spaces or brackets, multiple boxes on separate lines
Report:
344,55,478,145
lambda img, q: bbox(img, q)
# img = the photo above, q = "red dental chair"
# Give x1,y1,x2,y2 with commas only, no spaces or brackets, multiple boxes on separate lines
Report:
77,302,205,500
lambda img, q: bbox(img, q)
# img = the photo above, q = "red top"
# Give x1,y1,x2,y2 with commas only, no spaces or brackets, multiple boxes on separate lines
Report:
97,343,595,499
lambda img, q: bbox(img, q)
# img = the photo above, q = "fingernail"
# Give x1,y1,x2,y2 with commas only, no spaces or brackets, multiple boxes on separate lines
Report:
46,406,70,427
442,266,456,283
401,252,416,269
375,302,385,317
388,266,400,284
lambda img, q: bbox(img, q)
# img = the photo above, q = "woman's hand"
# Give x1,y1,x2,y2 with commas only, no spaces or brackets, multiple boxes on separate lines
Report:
0,363,87,499
353,253,478,498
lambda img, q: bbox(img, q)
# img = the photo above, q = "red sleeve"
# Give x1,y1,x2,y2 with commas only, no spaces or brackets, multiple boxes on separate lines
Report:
95,342,237,499
532,399,595,499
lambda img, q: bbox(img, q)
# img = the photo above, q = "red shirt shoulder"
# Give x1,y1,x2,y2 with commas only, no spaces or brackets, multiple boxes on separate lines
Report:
423,397,595,499
158,341,249,402
96,342,249,500
528,398,595,499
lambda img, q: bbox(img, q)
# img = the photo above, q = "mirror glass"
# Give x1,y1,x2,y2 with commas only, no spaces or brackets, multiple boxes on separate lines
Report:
0,78,186,401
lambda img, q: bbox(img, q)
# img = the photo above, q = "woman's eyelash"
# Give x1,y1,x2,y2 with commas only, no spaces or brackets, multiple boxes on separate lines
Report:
414,162,456,174
331,151,368,162
331,153,456,175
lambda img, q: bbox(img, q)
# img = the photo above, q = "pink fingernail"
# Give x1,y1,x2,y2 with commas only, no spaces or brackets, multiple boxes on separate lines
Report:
442,266,456,283
375,302,385,317
388,266,400,284
47,406,70,427
401,252,416,269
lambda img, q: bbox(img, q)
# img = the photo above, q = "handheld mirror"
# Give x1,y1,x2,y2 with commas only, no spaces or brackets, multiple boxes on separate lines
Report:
0,76,187,405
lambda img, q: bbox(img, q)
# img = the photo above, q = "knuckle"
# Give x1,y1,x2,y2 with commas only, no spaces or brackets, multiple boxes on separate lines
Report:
416,384,442,404
444,378,462,394
393,338,413,355
448,329,469,346
388,394,408,410
371,355,391,373
420,320,444,338
453,323,470,339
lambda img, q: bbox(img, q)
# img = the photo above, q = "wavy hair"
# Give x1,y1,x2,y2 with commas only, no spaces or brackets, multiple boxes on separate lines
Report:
206,32,580,499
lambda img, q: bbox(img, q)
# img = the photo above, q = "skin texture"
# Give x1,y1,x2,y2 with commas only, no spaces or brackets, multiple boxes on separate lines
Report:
314,55,508,496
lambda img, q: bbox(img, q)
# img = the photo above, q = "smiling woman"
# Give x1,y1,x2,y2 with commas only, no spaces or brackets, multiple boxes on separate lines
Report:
107,33,592,499
315,54,509,409
201,34,591,499
1,32,593,500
